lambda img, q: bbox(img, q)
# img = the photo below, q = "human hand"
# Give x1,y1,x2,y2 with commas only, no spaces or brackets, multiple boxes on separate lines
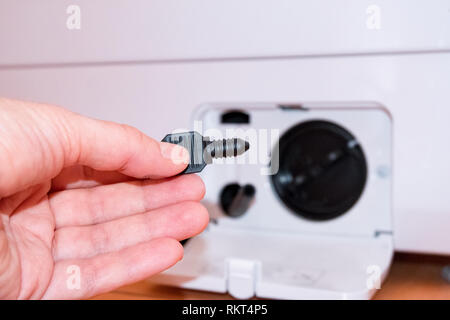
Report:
0,98,208,299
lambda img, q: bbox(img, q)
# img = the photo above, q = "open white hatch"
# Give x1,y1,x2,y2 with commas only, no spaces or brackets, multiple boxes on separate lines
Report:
152,103,393,299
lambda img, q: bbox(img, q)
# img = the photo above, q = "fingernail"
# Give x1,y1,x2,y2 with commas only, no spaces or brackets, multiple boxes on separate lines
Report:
161,142,190,165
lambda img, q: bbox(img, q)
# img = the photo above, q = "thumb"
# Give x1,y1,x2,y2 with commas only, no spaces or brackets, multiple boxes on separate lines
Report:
0,98,189,197
73,114,189,178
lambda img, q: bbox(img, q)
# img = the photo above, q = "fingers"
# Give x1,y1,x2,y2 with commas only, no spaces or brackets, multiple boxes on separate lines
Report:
43,238,183,300
53,201,209,261
51,165,132,192
0,98,189,197
50,174,205,228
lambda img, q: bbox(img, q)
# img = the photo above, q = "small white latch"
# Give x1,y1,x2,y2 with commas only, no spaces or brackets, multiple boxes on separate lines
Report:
226,258,259,299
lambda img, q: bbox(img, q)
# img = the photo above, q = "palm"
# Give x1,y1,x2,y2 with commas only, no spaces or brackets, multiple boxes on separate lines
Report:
0,167,207,299
2,183,55,299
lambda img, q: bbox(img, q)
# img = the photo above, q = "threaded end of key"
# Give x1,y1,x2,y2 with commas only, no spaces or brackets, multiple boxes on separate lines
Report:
206,138,250,159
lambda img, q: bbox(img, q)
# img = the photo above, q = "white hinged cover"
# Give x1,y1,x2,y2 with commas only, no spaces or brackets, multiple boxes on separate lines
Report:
152,103,393,299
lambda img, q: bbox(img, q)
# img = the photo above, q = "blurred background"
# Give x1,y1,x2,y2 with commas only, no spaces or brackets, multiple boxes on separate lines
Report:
0,1,449,299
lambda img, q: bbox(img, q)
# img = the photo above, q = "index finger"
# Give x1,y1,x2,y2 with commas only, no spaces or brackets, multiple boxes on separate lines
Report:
74,117,189,179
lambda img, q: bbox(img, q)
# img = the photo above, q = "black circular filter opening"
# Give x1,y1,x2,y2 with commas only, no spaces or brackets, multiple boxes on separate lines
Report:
271,120,367,221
